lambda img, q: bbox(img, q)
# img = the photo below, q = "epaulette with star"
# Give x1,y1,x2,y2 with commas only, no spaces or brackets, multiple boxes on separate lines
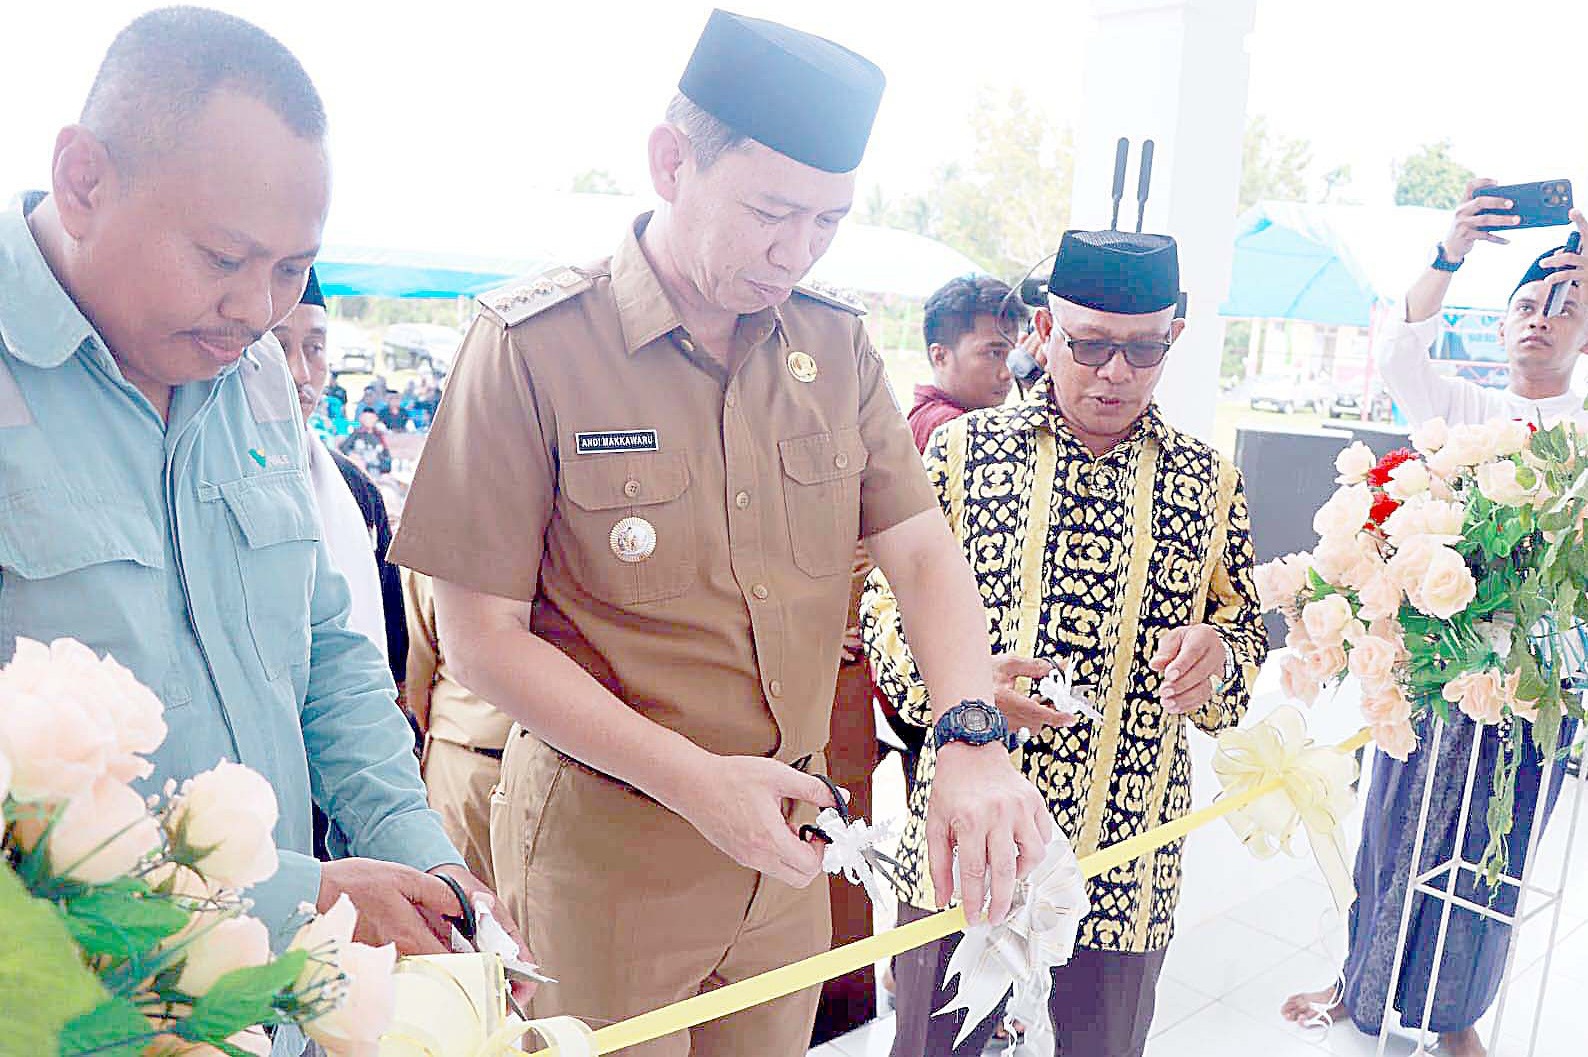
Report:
792,279,867,316
478,267,592,327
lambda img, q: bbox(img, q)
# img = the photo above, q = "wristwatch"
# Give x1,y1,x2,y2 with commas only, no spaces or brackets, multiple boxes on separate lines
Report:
1432,243,1464,273
933,699,1009,751
1211,637,1238,696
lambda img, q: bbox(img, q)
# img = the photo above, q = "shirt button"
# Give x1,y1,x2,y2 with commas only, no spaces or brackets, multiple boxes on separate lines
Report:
623,479,641,498
834,452,850,470
725,392,738,408
769,679,784,697
752,583,770,600
735,491,751,509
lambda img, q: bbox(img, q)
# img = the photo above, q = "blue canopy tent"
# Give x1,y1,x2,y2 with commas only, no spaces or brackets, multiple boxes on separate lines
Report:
314,246,538,300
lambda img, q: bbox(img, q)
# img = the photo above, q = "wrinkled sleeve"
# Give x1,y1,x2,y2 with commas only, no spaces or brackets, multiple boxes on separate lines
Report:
858,425,957,727
1193,470,1268,735
389,313,555,602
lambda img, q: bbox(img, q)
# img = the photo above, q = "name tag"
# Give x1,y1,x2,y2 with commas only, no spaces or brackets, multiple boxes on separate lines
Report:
575,429,659,455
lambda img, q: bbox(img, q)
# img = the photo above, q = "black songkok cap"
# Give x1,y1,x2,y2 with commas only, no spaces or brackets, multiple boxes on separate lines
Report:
1513,244,1573,301
679,9,885,174
298,266,325,309
1048,230,1180,316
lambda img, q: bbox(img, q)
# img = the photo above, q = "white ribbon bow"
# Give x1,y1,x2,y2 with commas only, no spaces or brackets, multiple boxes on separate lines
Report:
815,807,898,907
380,953,593,1057
1037,664,1104,724
935,832,1090,1050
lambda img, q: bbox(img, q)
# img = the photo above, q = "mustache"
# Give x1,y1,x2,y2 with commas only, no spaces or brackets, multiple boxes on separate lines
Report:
184,327,264,347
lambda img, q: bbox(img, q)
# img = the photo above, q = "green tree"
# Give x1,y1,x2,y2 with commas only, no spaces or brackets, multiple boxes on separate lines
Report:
1238,115,1312,212
571,168,625,195
1393,140,1475,209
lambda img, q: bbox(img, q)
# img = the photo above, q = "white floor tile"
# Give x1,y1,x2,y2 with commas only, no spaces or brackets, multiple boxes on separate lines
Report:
1148,974,1217,1038
1161,915,1308,997
1220,943,1340,1031
826,1013,896,1057
1144,999,1325,1056
1225,871,1347,955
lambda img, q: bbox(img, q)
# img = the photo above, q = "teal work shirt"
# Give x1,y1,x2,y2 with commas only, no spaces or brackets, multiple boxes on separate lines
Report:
0,195,460,941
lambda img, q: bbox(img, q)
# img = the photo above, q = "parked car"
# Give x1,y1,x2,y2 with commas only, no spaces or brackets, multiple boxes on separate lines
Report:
1248,376,1327,414
1327,387,1394,423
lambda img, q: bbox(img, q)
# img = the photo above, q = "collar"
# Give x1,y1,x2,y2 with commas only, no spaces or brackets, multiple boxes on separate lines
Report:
912,384,969,413
0,193,96,369
610,212,783,357
1001,376,1176,452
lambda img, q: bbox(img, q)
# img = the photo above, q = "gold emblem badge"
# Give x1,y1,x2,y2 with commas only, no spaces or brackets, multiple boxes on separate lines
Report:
610,517,657,563
787,350,818,383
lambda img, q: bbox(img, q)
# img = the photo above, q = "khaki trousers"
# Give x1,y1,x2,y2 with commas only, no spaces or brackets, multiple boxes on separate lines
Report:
420,736,500,883
491,728,831,1057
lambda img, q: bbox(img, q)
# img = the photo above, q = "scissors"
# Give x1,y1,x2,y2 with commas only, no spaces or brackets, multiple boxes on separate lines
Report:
435,871,555,1021
797,774,910,899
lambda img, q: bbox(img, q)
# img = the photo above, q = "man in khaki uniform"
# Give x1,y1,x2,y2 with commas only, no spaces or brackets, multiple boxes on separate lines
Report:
390,10,1050,1055
404,568,512,881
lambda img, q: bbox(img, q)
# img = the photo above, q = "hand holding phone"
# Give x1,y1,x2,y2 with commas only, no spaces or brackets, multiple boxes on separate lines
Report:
1545,230,1583,318
1473,178,1574,230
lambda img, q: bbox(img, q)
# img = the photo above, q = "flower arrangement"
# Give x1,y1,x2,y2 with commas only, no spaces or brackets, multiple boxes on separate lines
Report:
0,637,394,1057
1256,416,1588,884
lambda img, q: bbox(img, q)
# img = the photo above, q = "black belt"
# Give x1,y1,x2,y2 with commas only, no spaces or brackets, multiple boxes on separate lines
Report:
469,744,504,761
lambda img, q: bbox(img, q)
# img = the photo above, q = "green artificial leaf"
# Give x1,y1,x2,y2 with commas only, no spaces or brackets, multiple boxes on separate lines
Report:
0,865,111,1057
64,879,193,961
57,997,153,1057
183,951,308,1041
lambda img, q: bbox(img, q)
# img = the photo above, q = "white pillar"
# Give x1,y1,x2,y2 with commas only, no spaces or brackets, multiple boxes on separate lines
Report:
1072,0,1258,442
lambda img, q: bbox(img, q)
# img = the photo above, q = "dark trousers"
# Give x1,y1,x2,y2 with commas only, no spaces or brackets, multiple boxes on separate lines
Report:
889,904,1167,1057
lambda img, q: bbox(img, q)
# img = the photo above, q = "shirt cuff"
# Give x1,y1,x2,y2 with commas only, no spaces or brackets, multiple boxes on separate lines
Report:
353,805,464,877
248,849,322,951
1396,299,1445,343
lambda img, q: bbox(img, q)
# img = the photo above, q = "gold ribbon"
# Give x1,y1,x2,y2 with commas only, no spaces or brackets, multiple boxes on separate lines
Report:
1212,706,1361,913
504,727,1375,1056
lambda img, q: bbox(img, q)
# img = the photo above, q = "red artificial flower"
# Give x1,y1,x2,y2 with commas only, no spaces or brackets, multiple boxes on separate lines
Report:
1526,421,1538,434
1367,493,1401,527
1366,447,1418,488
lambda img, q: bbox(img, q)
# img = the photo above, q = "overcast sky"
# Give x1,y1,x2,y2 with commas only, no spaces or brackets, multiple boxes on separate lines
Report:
2,0,1583,242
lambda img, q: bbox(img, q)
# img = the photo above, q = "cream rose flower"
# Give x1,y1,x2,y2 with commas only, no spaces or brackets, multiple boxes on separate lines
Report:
1304,643,1348,682
1254,554,1310,614
1411,416,1449,454
1489,418,1533,457
0,642,117,803
1356,570,1404,623
1279,654,1320,706
1474,460,1535,507
1313,484,1374,543
1302,595,1353,647
1386,536,1442,593
1384,459,1431,501
1335,441,1376,484
1418,499,1467,540
1503,671,1537,721
177,914,272,997
305,941,397,1057
1412,544,1478,620
1426,423,1493,476
168,762,279,890
1360,681,1413,725
1443,670,1505,724
1348,635,1400,685
291,893,359,994
1373,719,1419,761
11,777,162,883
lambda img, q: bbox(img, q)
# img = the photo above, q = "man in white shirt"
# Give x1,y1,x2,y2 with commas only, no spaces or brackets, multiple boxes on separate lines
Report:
1375,180,1588,426
1281,186,1588,1057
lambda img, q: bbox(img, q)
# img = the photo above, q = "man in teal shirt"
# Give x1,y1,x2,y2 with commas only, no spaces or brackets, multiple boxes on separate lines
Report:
0,7,515,961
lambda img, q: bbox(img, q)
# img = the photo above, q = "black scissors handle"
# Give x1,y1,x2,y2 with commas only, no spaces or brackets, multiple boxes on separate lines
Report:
435,870,478,946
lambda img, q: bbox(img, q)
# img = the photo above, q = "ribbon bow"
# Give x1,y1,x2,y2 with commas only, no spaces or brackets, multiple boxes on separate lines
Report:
935,832,1090,1050
1212,706,1358,913
811,806,901,907
380,953,595,1057
1036,663,1104,724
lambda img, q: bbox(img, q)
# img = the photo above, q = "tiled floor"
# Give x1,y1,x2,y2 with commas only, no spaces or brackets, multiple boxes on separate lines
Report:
809,656,1588,1056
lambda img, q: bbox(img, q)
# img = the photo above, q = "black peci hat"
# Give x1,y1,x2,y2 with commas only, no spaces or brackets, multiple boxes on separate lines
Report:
1047,229,1180,316
678,9,885,174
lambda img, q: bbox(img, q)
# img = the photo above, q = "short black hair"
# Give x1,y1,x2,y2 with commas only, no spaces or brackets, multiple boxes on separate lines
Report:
922,275,1027,350
82,6,326,175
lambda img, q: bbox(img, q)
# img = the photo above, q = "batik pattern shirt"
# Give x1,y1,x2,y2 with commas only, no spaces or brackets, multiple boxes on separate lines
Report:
860,380,1266,952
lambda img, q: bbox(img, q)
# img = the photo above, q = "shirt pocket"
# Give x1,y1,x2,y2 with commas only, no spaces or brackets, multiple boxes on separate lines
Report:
778,427,869,578
558,451,696,606
0,490,190,709
201,472,321,679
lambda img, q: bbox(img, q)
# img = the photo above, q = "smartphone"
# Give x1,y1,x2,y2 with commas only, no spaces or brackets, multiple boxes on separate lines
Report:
1545,230,1582,318
1474,179,1574,229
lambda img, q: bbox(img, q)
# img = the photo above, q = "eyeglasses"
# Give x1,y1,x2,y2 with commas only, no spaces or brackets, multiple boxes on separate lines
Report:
1056,328,1174,369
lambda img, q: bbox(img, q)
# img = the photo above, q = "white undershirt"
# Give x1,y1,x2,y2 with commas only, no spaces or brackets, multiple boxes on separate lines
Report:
304,433,388,661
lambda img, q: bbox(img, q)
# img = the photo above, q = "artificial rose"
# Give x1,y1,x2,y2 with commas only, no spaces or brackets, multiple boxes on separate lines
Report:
0,744,10,803
1366,448,1418,489
1386,536,1442,592
304,941,397,1057
1474,459,1534,507
1489,418,1533,457
1443,670,1506,725
0,640,117,803
1426,423,1496,476
145,1029,270,1057
1302,595,1353,647
1373,719,1419,761
1304,643,1348,682
168,762,279,890
1360,681,1413,725
291,893,359,995
1335,441,1375,484
1504,671,1537,721
1368,492,1401,527
177,914,272,996
1254,554,1310,614
1418,499,1467,540
1279,654,1320,706
11,777,162,884
1384,459,1431,501
1413,544,1478,620
1411,416,1449,454
1356,570,1404,623
1348,634,1400,685
1313,484,1374,543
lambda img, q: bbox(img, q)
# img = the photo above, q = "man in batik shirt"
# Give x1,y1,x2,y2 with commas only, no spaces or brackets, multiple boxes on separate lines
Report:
862,230,1268,1057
